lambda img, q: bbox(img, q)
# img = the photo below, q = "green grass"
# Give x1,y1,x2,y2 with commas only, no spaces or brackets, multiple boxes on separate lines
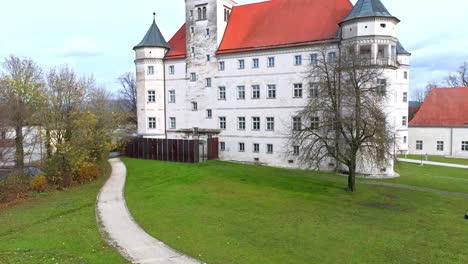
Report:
123,158,468,264
398,154,468,165
0,172,127,263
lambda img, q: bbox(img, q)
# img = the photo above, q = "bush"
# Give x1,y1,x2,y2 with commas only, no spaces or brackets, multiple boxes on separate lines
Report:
29,174,48,192
76,162,101,183
0,173,30,203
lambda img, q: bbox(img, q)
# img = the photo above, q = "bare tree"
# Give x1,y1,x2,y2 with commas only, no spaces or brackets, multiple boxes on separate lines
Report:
0,55,45,168
446,61,468,87
117,72,137,125
290,50,393,192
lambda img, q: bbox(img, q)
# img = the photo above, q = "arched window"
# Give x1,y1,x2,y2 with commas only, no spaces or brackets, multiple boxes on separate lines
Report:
202,7,207,20
197,8,202,20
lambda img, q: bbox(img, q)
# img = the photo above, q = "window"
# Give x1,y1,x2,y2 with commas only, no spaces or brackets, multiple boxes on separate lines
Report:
219,117,226,130
190,72,196,81
192,102,198,111
190,27,194,33
190,10,194,17
238,117,246,130
295,55,302,65
404,71,408,79
252,58,259,68
462,141,468,151
239,143,245,152
191,47,195,54
237,86,245,100
266,117,275,131
328,52,337,63
197,8,202,20
207,55,210,61
403,92,408,103
207,109,212,119
380,23,386,28
293,146,300,156
169,90,176,103
310,53,318,65
169,117,176,129
218,86,226,100
206,78,212,87
224,8,231,21
238,59,245,69
148,117,156,129
147,66,154,75
267,85,276,99
293,117,302,131
169,65,175,75
437,141,444,151
147,90,156,103
267,57,275,67
252,85,260,99
294,83,303,98
220,142,226,151
202,7,207,20
402,116,407,126
403,136,407,144
311,117,320,130
267,144,274,154
253,143,260,153
416,140,423,150
376,79,387,95
219,61,225,71
206,28,210,36
252,117,260,131
309,83,319,98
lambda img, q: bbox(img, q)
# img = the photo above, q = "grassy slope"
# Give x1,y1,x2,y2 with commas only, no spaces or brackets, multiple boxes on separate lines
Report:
398,154,468,166
124,158,468,264
0,174,127,263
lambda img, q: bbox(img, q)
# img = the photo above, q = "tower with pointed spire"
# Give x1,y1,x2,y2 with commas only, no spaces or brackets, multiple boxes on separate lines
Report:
134,13,171,138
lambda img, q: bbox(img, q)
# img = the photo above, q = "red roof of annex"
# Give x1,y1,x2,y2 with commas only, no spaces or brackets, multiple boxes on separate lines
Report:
409,87,468,127
166,0,353,59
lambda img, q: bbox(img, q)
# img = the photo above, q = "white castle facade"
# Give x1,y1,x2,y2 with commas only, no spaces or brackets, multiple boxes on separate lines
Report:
134,0,410,176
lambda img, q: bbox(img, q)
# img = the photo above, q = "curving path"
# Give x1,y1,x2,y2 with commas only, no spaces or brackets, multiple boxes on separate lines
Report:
96,158,203,264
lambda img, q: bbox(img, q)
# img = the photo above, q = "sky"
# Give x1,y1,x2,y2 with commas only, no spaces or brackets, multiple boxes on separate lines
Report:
1,0,467,98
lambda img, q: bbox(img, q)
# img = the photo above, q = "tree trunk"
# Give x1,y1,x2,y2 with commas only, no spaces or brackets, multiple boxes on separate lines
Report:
347,159,357,192
15,126,24,168
46,129,52,159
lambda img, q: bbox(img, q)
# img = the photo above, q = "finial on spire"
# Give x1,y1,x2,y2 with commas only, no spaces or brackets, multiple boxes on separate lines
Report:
153,12,156,21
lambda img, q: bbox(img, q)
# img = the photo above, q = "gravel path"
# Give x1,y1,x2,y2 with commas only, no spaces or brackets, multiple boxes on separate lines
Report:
96,158,203,264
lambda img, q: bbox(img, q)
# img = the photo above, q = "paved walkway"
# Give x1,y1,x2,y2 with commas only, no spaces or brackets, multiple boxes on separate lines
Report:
96,158,203,264
398,158,468,169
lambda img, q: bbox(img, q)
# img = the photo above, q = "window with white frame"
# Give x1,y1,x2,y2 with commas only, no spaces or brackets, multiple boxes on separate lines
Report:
207,54,211,61
190,72,196,81
168,90,176,103
206,78,212,87
267,144,274,154
238,59,245,69
294,83,303,98
239,142,245,152
219,61,225,71
416,140,423,150
192,102,198,111
402,116,407,126
267,85,276,99
293,117,302,131
310,53,318,65
147,90,156,103
253,143,260,153
190,27,194,33
376,79,387,96
207,109,212,119
220,142,226,151
267,57,275,67
404,71,408,79
169,117,176,129
309,83,319,98
206,28,210,36
403,136,407,144
266,117,275,131
462,141,468,151
218,86,226,100
295,55,302,65
437,141,444,151
311,117,320,130
219,117,226,130
293,146,300,156
252,58,259,68
169,65,175,75
252,85,260,99
252,117,260,131
237,86,245,99
148,117,156,129
238,117,246,130
148,66,154,75
403,92,408,103
328,52,337,63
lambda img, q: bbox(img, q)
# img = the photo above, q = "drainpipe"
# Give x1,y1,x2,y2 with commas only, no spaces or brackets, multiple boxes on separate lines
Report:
450,127,454,156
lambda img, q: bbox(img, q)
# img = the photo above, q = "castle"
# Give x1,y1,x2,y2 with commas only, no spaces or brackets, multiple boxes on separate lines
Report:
133,0,410,176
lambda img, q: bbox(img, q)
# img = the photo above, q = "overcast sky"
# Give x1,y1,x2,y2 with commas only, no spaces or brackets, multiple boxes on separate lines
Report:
1,0,467,98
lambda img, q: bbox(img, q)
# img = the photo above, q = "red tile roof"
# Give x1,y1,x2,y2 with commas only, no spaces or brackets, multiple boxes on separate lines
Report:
165,0,353,59
409,87,468,127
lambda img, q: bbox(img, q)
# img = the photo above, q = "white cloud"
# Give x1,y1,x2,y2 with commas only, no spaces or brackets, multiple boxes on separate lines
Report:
60,36,102,58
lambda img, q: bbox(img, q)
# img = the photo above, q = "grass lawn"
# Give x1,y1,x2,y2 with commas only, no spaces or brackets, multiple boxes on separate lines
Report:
0,172,127,263
398,154,468,166
123,158,468,264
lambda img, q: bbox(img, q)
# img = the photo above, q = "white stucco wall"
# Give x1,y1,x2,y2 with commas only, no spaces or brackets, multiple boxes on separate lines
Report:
409,127,468,157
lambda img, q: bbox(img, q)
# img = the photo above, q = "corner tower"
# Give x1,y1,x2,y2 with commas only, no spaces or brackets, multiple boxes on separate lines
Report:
134,13,171,138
